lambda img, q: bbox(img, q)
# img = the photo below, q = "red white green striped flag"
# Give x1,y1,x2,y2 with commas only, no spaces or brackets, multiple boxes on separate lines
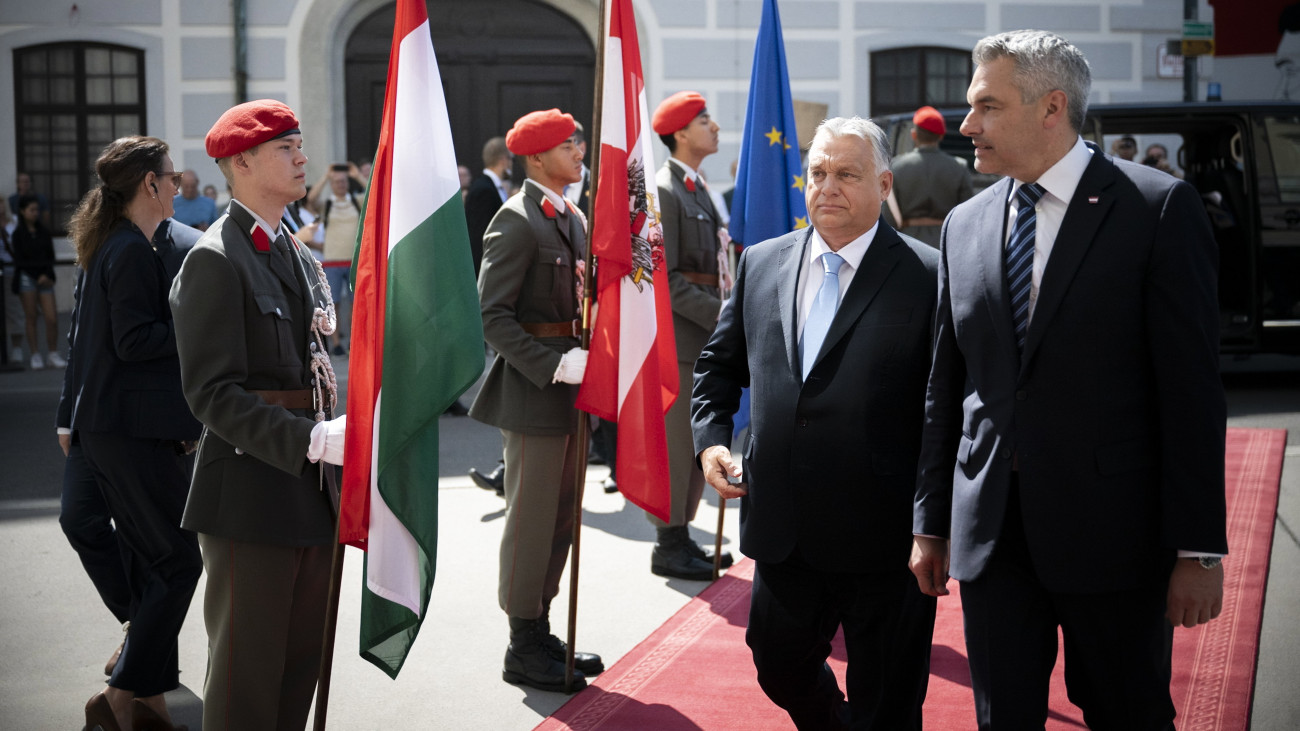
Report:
339,0,483,679
575,0,676,522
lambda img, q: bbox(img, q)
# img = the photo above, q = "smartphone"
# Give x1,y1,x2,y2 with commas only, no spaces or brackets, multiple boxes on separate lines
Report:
331,163,349,172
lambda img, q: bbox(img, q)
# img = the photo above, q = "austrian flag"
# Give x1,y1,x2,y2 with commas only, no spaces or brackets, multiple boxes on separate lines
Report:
575,0,676,522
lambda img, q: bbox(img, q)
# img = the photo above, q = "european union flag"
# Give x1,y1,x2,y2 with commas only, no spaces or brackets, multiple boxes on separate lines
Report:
730,0,807,433
730,0,808,247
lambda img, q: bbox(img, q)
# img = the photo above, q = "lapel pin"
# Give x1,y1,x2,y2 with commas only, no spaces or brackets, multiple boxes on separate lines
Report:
1088,196,1100,204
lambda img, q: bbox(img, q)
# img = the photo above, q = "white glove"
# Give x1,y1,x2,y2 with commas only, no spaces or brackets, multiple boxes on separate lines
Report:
552,347,587,384
307,414,348,465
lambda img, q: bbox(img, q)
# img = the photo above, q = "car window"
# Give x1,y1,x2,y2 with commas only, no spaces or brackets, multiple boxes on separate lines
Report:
1262,114,1300,203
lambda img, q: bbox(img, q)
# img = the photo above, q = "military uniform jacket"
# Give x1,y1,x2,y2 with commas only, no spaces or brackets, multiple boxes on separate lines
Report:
887,147,974,247
469,179,585,436
169,201,335,546
657,160,722,362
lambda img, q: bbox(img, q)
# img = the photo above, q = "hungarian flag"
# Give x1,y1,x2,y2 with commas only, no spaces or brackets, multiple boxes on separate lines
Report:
339,0,483,679
575,0,676,522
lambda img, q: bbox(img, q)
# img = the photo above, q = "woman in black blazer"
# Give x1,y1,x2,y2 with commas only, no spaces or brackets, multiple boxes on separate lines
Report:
66,136,200,731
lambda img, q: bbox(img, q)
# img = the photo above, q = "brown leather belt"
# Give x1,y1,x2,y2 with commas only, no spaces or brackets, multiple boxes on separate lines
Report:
901,216,945,228
521,320,580,338
679,271,719,287
250,388,313,409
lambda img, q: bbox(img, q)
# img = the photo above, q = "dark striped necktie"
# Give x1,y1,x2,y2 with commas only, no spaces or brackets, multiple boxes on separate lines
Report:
1005,182,1045,351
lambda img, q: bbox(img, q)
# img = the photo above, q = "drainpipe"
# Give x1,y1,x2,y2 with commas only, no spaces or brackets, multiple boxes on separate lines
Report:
233,0,248,103
1183,0,1197,102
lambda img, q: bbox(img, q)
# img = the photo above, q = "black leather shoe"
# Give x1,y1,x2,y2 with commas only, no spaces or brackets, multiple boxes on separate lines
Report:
538,613,604,675
602,476,619,494
504,618,586,692
651,527,716,581
444,399,470,416
469,462,505,496
682,532,733,569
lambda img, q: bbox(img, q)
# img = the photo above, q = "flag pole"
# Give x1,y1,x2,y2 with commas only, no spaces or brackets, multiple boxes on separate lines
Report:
565,0,609,693
313,509,347,730
713,498,726,580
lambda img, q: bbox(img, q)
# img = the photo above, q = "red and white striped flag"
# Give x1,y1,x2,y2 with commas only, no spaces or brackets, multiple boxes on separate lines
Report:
338,0,483,678
575,0,676,522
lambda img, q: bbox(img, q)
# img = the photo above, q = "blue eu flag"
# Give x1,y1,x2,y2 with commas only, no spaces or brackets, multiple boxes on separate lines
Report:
730,0,807,433
730,0,808,247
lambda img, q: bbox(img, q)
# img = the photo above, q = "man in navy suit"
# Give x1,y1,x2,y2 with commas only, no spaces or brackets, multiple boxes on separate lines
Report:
910,30,1227,729
693,117,939,729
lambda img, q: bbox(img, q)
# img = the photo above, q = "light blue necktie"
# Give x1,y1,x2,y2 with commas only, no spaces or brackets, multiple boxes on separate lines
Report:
800,252,845,380
1005,183,1045,351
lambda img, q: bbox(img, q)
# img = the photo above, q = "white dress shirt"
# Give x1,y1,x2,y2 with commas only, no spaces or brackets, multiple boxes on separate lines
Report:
1005,136,1092,326
795,223,878,335
484,169,509,202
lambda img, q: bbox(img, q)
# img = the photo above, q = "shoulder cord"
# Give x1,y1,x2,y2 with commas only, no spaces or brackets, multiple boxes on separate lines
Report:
304,255,339,422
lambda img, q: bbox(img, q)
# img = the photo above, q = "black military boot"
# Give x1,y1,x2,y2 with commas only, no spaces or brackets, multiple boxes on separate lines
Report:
538,607,605,676
680,526,734,569
651,526,716,580
503,617,586,692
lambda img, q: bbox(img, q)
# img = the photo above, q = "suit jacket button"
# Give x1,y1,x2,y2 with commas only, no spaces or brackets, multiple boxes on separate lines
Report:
797,417,808,427
999,447,1012,459
1015,389,1027,401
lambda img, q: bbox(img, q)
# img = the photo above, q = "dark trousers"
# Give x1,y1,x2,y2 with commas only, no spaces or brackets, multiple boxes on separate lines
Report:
198,534,332,731
81,431,202,697
748,550,936,730
960,481,1175,730
60,438,132,624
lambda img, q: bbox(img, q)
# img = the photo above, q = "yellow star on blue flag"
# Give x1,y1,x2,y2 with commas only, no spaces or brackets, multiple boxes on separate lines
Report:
730,0,808,249
729,0,809,434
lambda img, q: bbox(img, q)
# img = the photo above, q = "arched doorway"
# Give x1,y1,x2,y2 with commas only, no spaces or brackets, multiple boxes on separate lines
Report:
344,0,596,182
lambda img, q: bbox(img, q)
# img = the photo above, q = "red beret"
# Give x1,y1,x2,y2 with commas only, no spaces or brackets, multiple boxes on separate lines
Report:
913,106,946,136
506,109,577,156
206,99,301,159
652,91,707,135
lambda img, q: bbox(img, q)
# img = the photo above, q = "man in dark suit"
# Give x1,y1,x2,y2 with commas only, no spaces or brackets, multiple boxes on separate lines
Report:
464,136,514,276
694,117,939,729
170,100,348,730
469,109,603,693
651,91,733,580
910,30,1227,729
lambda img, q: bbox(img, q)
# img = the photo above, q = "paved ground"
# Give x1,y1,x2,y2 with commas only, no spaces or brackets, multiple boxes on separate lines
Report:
0,346,1297,729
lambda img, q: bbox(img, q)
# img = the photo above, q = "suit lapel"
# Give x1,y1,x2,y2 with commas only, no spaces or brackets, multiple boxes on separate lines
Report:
1022,152,1116,366
972,178,1020,361
269,232,304,297
812,223,903,368
230,203,302,296
524,180,580,257
777,230,807,379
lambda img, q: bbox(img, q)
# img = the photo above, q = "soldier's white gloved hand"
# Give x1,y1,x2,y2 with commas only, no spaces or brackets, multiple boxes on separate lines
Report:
307,414,348,465
553,347,587,384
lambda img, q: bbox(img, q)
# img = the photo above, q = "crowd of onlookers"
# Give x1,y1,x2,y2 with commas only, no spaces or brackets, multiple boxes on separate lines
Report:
0,161,379,367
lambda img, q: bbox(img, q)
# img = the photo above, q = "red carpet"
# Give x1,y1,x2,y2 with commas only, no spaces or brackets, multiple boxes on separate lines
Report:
536,428,1286,730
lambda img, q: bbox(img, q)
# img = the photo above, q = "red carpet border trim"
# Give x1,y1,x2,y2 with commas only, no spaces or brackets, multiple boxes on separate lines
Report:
558,562,755,730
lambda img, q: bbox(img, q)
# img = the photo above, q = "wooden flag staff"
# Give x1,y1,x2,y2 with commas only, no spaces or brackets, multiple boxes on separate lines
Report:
564,0,610,694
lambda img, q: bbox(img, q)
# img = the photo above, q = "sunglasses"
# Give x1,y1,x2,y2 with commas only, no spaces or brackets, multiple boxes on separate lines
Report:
155,171,183,187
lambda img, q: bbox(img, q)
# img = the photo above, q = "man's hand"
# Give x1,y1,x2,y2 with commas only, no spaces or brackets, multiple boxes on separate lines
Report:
58,432,71,457
699,444,746,499
909,535,951,597
1166,558,1224,628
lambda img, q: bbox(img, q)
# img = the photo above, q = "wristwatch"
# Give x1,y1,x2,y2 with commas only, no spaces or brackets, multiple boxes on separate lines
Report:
1187,556,1222,569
